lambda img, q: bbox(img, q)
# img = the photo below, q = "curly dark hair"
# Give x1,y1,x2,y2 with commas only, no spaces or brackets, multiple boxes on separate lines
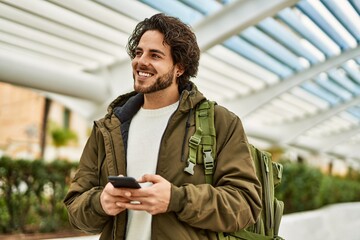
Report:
127,13,200,88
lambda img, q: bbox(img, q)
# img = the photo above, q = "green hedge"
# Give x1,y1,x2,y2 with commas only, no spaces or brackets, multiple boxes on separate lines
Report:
0,156,78,234
1,156,360,234
275,161,360,214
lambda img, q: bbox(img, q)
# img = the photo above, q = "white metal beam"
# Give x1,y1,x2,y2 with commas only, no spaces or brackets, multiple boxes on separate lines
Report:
0,0,128,45
294,127,360,160
0,49,108,103
321,127,360,152
0,2,125,52
329,142,360,161
36,91,100,121
194,0,299,51
243,96,360,144
50,0,137,34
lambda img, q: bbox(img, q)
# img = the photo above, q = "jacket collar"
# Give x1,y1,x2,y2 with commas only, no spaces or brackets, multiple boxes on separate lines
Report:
106,81,206,125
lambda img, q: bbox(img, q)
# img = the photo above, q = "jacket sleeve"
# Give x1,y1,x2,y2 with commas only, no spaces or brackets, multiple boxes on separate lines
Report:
167,106,262,232
63,125,110,234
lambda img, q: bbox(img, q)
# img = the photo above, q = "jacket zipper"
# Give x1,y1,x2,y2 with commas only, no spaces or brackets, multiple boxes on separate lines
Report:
103,129,119,240
261,153,273,232
181,108,193,162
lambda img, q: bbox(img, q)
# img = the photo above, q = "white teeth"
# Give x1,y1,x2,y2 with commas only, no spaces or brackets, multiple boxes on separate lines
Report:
139,71,152,77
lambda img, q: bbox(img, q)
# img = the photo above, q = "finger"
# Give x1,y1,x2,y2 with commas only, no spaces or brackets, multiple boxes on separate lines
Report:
105,183,132,197
139,174,163,183
117,201,147,211
118,200,165,215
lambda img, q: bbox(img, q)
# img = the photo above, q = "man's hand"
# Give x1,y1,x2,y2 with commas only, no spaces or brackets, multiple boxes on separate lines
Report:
116,174,171,215
100,182,132,216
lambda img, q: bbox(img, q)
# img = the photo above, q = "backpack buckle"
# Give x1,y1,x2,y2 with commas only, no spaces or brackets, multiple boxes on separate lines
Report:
184,159,195,175
189,135,201,147
203,150,214,173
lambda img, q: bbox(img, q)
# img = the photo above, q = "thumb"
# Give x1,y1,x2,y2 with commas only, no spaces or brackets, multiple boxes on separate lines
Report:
139,174,163,184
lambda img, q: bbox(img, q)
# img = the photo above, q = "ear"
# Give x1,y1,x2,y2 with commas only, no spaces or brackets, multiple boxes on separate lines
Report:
175,64,185,77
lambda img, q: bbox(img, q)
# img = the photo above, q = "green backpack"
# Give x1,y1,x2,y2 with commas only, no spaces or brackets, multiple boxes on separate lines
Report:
184,100,285,240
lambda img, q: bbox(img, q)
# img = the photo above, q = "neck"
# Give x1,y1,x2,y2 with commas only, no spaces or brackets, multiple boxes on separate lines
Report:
143,88,179,109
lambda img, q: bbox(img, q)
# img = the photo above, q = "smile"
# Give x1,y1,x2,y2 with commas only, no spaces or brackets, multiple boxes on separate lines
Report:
138,71,153,77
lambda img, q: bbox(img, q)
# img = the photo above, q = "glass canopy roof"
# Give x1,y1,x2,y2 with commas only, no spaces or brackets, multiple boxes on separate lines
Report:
0,0,359,164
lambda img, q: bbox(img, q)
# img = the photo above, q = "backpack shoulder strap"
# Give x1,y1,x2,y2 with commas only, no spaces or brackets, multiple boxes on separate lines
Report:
184,100,216,184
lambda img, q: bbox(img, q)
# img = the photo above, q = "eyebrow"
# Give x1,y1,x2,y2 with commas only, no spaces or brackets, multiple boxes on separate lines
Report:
136,47,166,56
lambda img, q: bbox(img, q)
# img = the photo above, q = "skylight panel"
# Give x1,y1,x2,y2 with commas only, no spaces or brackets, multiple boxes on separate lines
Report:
294,7,341,54
328,69,360,95
339,111,360,125
180,0,221,15
198,67,250,95
321,0,360,41
200,54,265,90
194,80,228,101
349,133,360,144
315,73,353,101
207,45,279,85
277,8,340,57
306,118,344,137
4,0,127,45
302,81,341,106
258,17,321,64
0,18,117,65
195,76,238,100
247,107,281,125
342,60,360,84
299,38,325,62
298,0,356,49
271,98,307,119
263,104,295,124
298,57,310,69
240,26,307,71
350,0,360,13
51,0,137,34
329,115,353,131
305,119,338,137
0,2,126,52
224,36,293,78
280,92,318,115
94,0,159,21
348,106,360,119
291,86,330,110
304,128,322,137
140,0,203,24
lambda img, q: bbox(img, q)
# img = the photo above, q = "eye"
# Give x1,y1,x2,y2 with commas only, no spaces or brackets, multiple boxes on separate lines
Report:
135,50,142,57
152,54,161,59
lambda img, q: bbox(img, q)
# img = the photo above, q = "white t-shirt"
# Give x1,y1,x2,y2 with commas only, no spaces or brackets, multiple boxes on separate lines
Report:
125,101,178,240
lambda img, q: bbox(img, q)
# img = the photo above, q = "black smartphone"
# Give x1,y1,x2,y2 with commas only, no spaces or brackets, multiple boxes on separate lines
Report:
108,176,141,189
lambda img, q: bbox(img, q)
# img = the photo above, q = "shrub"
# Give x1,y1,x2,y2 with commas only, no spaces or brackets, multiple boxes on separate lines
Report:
0,156,78,234
275,160,360,214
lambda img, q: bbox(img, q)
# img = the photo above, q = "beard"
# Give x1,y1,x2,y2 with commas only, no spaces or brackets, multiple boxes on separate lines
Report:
133,67,175,94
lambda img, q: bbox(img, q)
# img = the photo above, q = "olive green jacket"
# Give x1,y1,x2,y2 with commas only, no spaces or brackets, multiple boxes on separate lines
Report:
64,83,262,239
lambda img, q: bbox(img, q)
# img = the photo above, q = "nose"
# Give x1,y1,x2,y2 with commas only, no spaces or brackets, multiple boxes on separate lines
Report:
137,54,149,67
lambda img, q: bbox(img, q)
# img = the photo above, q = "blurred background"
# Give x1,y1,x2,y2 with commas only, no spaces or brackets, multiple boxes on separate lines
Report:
0,0,359,239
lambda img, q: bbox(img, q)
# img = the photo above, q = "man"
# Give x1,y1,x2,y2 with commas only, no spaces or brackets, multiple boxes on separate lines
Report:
64,13,261,240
